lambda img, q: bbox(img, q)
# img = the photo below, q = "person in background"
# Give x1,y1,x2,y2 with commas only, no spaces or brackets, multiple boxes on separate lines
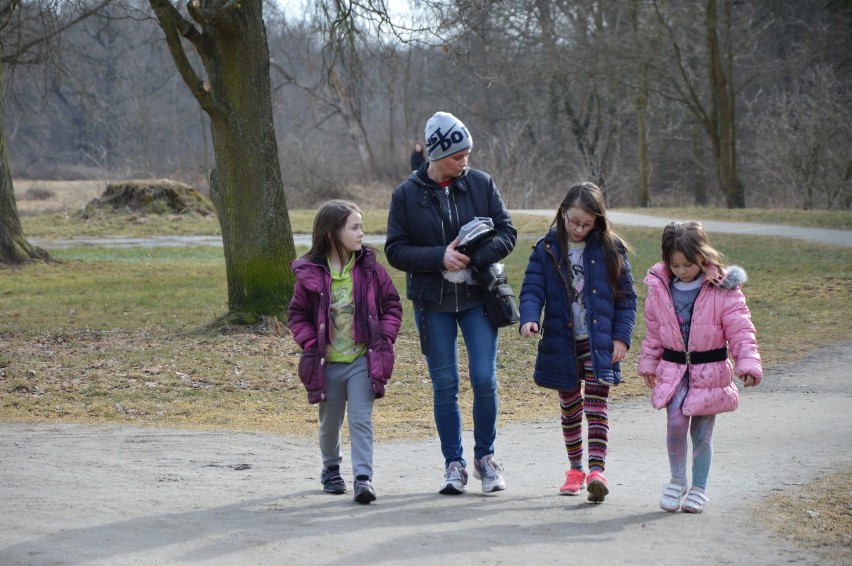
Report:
287,200,402,504
386,111,517,495
639,221,762,514
410,141,426,171
518,182,637,503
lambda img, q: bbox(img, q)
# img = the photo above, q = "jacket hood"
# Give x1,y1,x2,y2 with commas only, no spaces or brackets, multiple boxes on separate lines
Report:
719,265,747,289
407,166,471,189
646,262,747,290
290,246,374,273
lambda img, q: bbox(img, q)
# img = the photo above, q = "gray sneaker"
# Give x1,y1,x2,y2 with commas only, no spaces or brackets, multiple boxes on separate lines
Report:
473,454,506,493
439,461,468,495
320,467,347,495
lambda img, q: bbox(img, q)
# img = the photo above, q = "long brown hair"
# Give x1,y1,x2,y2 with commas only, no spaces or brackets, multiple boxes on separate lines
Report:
552,182,632,298
305,200,363,265
660,221,726,283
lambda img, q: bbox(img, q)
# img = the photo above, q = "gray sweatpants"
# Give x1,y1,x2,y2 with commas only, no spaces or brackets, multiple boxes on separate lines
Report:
319,356,375,480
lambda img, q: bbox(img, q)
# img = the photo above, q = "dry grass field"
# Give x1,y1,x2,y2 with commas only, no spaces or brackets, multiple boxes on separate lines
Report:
13,179,105,216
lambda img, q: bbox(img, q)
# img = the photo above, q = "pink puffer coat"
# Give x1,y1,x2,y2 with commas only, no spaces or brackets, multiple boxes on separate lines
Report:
638,262,762,416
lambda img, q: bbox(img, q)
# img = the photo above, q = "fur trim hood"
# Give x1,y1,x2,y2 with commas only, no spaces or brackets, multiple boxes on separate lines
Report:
718,265,747,290
645,262,748,290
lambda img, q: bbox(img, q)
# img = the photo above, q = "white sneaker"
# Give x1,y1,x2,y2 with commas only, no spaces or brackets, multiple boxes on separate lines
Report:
659,482,687,512
473,454,506,493
439,461,468,495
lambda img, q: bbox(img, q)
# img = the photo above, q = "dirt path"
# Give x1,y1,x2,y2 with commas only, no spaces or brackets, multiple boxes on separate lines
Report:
1,342,850,565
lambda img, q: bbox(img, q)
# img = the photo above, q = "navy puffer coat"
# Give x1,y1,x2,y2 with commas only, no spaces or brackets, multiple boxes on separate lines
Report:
519,229,637,390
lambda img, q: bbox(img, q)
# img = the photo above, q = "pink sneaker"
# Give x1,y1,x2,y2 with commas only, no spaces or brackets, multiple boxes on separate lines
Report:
586,470,609,503
560,469,586,495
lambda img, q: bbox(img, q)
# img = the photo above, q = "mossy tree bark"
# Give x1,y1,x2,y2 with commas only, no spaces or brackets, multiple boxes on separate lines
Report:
0,1,113,264
0,59,48,265
149,0,296,323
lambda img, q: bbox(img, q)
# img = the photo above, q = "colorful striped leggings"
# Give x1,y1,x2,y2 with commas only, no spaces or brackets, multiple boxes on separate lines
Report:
559,339,609,472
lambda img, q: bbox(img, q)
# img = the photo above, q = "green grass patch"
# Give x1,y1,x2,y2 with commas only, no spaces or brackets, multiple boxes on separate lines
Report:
23,209,222,239
25,207,848,241
617,207,851,230
2,225,850,439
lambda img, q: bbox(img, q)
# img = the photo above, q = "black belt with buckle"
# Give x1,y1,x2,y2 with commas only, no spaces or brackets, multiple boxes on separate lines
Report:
662,347,728,365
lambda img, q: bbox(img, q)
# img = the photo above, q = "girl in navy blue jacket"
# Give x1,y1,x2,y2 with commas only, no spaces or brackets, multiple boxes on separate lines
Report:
519,182,637,503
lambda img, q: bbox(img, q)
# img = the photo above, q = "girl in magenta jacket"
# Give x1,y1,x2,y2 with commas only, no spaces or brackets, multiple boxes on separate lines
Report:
639,221,762,514
287,200,402,505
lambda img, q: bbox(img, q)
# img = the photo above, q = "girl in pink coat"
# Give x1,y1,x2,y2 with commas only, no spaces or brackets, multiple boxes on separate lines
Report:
638,222,762,514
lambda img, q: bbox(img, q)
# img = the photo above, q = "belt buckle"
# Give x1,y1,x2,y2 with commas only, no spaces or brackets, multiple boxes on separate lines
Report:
684,351,691,365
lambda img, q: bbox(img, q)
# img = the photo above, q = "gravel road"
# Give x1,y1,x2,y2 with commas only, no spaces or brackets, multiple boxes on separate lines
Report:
1,342,850,565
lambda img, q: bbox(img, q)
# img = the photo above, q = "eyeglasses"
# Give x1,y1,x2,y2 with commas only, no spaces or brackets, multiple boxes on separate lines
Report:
564,215,595,231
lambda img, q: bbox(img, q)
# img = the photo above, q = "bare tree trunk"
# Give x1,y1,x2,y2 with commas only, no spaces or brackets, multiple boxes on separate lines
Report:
0,60,48,264
0,1,111,264
535,2,616,197
632,0,650,207
654,0,747,209
706,0,744,208
691,122,707,205
150,0,295,323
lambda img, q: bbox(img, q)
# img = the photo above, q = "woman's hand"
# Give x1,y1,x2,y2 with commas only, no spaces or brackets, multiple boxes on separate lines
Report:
443,237,470,271
520,321,539,338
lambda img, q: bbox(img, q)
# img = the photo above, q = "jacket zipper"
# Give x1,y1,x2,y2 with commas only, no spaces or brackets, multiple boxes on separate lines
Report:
651,269,689,352
445,186,461,312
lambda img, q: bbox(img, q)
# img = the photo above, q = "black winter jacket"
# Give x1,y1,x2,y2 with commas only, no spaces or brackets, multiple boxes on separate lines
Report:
386,165,517,308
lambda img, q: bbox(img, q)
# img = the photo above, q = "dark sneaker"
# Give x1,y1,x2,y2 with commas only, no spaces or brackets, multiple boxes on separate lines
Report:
473,454,507,493
439,461,468,495
320,467,347,495
353,479,377,504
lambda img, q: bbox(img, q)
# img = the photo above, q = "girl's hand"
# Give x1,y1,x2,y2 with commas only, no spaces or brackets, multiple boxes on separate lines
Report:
640,373,656,388
739,374,756,388
520,322,539,338
611,340,628,363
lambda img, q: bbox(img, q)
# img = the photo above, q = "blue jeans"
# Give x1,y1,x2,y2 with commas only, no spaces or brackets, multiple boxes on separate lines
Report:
414,305,499,468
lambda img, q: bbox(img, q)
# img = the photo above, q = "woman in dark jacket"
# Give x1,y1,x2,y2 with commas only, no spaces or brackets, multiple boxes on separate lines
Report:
386,111,516,496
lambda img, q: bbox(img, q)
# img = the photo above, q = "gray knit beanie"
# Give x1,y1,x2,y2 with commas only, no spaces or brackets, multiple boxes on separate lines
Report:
424,111,473,161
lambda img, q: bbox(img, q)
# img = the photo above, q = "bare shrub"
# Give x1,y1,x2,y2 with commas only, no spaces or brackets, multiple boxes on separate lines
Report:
21,186,56,201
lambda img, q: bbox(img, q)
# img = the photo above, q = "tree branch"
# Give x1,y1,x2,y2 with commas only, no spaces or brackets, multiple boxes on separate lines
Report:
147,0,217,115
1,0,112,64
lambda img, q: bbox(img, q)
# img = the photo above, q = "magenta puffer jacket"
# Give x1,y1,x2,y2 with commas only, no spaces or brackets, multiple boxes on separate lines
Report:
287,247,402,404
638,262,762,416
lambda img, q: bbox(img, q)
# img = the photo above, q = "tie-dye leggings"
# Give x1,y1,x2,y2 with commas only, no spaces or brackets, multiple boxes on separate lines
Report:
666,373,715,489
559,338,609,472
